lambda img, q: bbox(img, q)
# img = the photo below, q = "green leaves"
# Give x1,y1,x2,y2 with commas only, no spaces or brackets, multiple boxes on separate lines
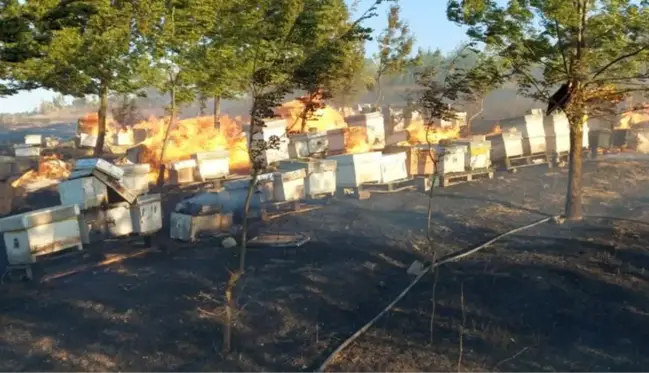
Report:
447,0,649,118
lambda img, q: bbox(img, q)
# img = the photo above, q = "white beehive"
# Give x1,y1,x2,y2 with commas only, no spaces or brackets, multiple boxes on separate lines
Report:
379,152,408,183
78,208,108,244
130,193,162,235
487,131,524,162
279,159,337,196
24,134,42,146
79,133,98,148
434,144,468,175
346,112,386,150
456,137,492,170
169,159,196,184
74,158,124,180
0,204,82,265
273,169,306,202
249,119,290,166
288,131,328,158
170,211,233,242
113,131,134,146
522,136,547,155
546,135,570,154
58,176,109,210
499,110,545,138
105,202,134,237
326,128,346,154
327,151,382,187
543,112,570,137
119,163,151,195
192,150,230,181
13,144,40,158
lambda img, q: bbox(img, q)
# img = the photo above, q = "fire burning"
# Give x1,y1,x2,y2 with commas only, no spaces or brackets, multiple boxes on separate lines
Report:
618,105,649,129
405,117,460,145
131,115,250,181
11,154,71,188
345,127,372,154
275,97,348,133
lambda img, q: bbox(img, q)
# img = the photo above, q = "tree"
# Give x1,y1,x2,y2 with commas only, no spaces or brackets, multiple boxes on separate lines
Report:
372,4,420,108
448,0,649,220
0,0,56,96
190,5,249,130
290,0,369,131
217,0,381,354
143,0,216,186
15,0,151,156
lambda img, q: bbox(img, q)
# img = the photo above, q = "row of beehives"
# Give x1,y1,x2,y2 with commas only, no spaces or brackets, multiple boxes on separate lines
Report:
0,158,162,271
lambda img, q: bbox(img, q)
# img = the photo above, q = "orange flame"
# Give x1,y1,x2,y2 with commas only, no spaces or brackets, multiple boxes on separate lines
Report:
405,117,460,145
275,96,347,134
344,127,372,154
12,154,71,188
618,104,649,129
131,115,250,182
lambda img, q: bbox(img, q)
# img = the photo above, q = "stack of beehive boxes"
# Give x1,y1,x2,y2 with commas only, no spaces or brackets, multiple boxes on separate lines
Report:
58,158,162,244
279,159,337,198
345,112,386,150
499,109,547,156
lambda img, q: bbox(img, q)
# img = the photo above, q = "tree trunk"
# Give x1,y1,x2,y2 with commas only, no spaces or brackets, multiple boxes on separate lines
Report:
223,99,259,355
213,95,221,130
94,83,108,156
156,85,176,187
565,117,585,220
467,98,484,136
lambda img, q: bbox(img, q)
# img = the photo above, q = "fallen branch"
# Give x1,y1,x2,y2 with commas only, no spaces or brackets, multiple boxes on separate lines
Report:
315,216,554,372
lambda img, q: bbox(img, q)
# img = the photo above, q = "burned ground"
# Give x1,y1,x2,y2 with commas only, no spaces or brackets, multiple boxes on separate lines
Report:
1,158,648,371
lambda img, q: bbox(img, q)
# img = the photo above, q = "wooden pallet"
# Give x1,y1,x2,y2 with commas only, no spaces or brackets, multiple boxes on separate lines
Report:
361,177,416,193
264,200,302,214
306,191,336,200
438,168,494,187
503,152,552,172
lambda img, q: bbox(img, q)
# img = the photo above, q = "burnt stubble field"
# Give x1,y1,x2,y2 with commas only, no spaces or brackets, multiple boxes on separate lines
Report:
1,157,649,371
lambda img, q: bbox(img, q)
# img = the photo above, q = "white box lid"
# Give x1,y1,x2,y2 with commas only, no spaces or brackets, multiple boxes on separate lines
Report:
74,158,125,179
274,168,306,182
119,163,151,175
192,150,230,161
134,193,161,205
0,204,80,232
170,159,197,170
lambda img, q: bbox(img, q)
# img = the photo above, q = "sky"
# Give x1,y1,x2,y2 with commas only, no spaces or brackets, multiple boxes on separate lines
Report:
0,0,469,114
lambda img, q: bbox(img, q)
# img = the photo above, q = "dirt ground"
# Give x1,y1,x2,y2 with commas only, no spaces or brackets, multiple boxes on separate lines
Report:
1,157,649,372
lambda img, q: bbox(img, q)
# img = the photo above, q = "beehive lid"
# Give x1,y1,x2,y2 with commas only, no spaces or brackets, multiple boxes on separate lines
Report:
135,193,161,205
327,151,382,165
13,143,36,149
274,168,306,182
192,150,230,161
434,144,468,155
120,163,151,175
68,168,137,204
0,204,80,232
263,118,288,129
170,159,197,170
381,151,407,163
74,158,125,179
279,159,336,174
